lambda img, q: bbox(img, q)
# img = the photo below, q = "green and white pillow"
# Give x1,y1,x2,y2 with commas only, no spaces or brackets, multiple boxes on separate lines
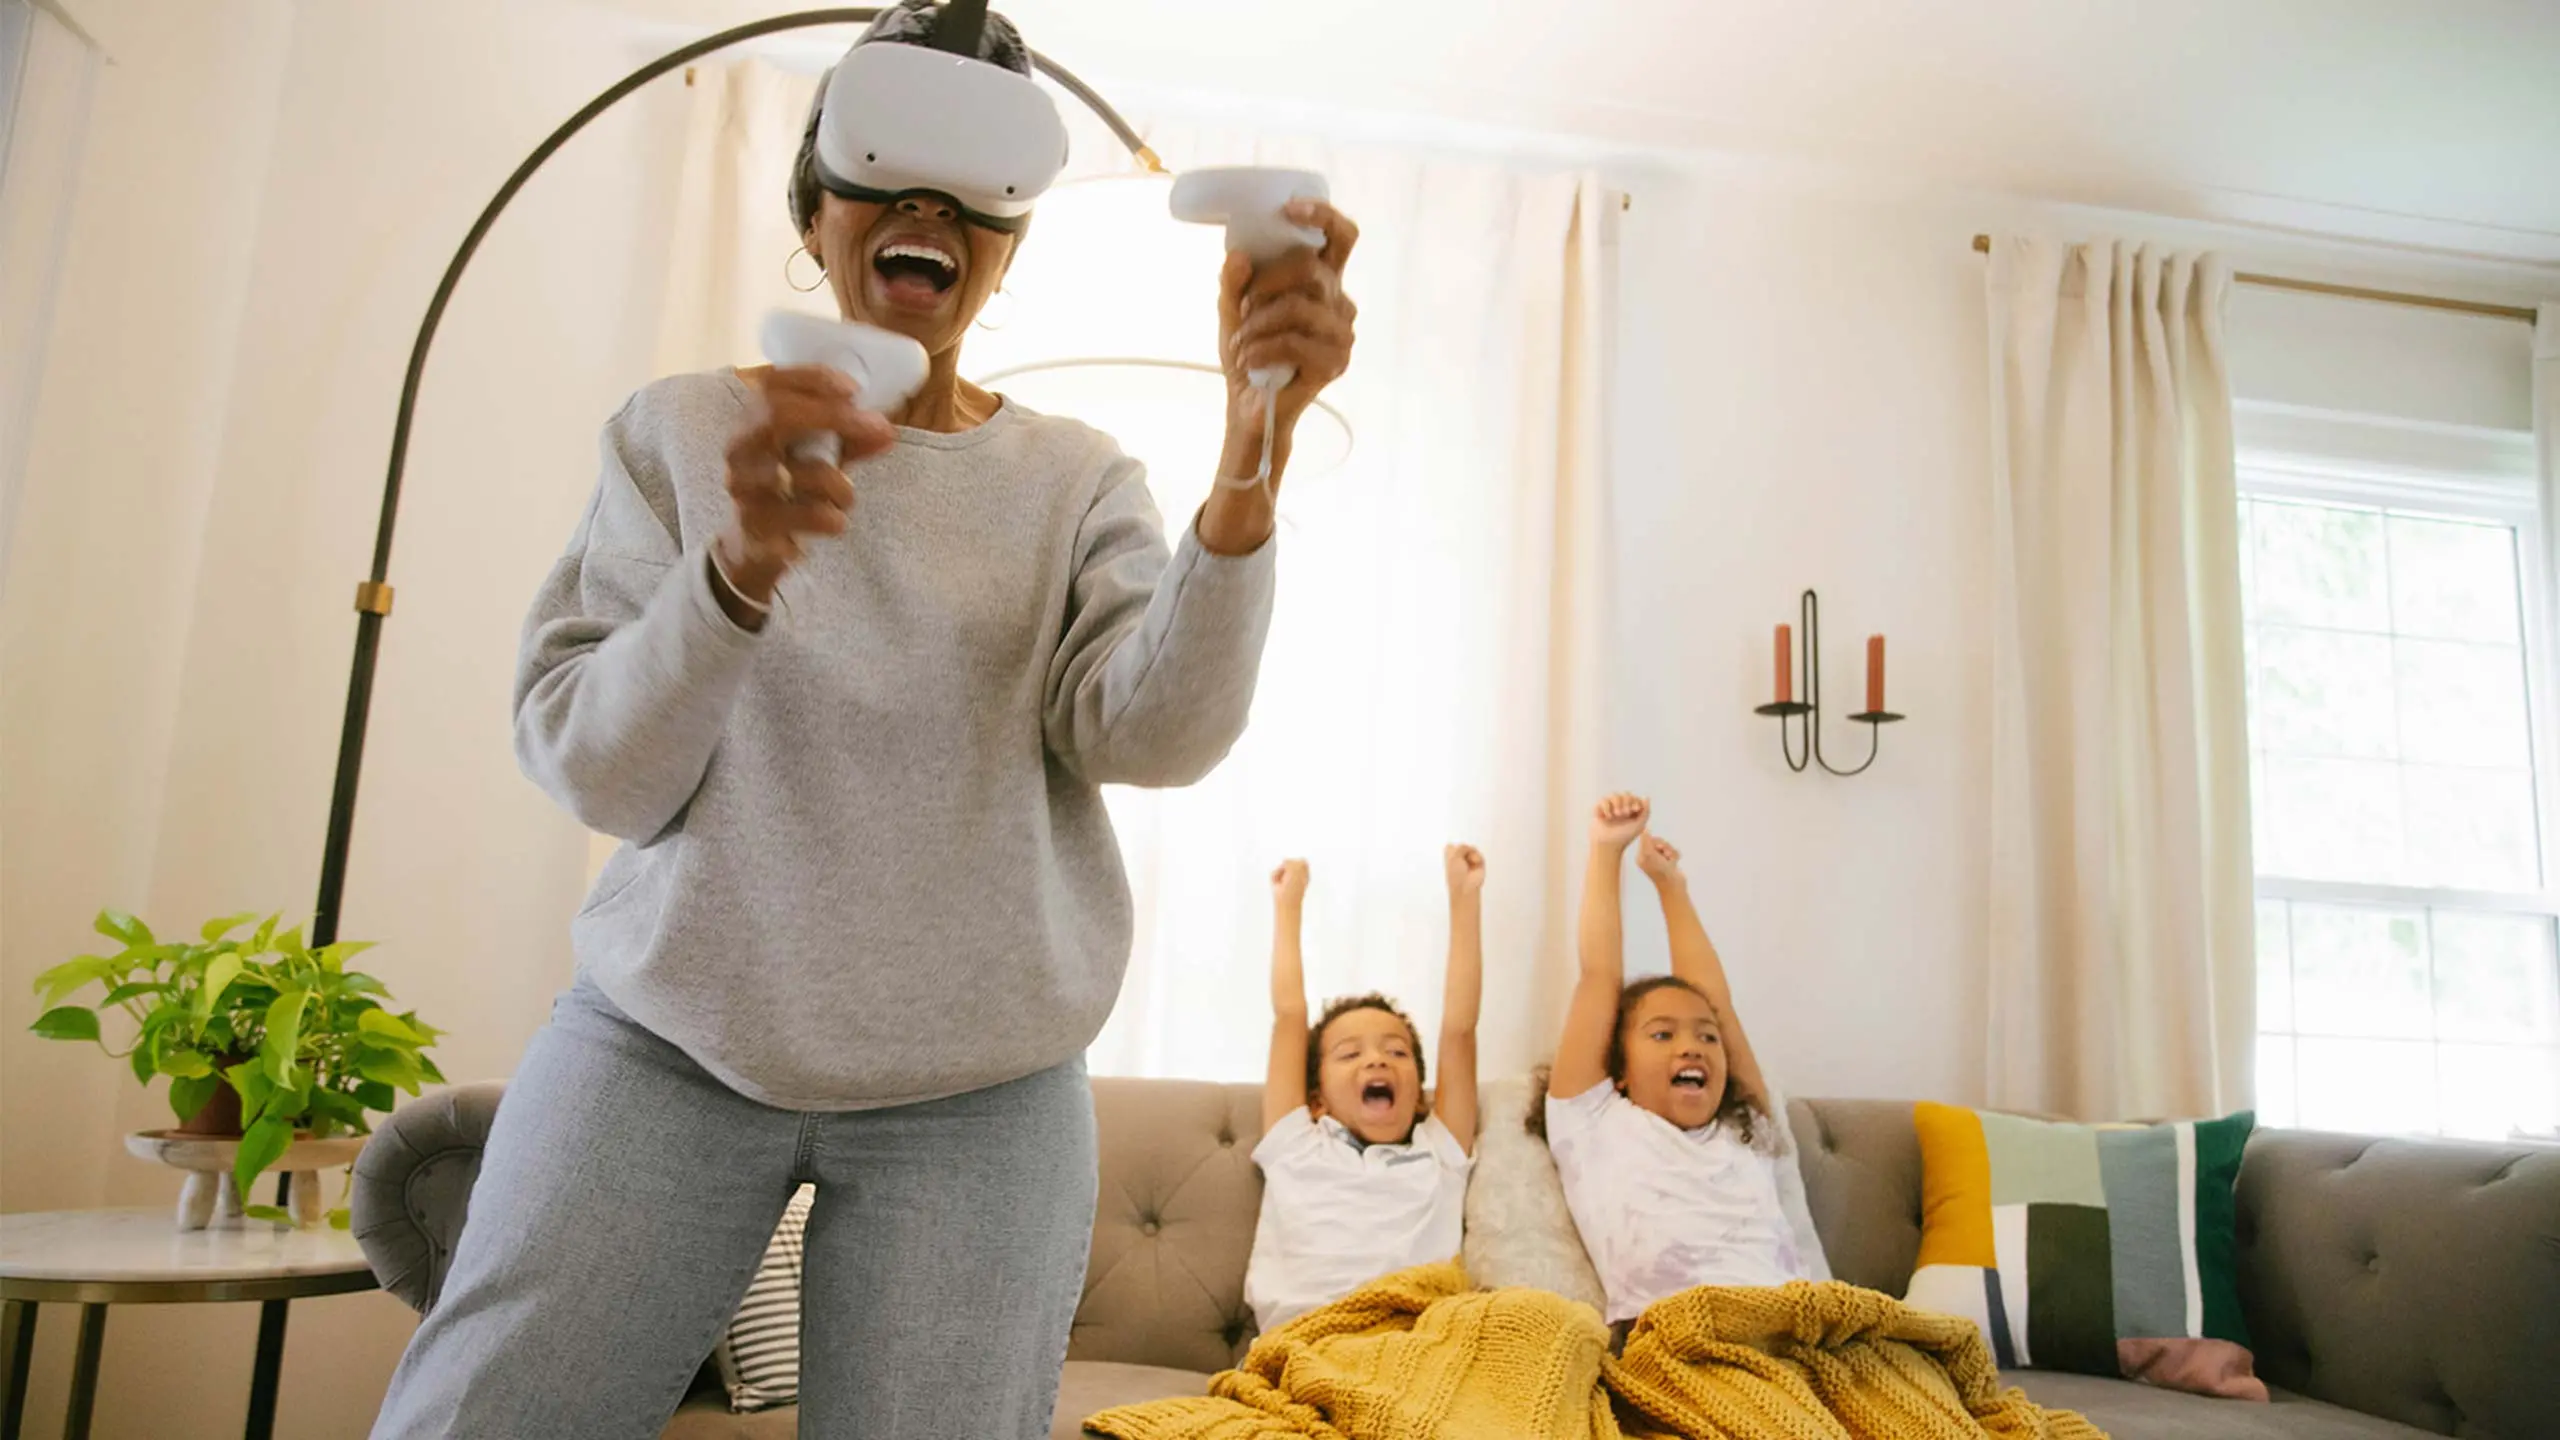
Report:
1904,1102,2264,1399
713,1185,812,1413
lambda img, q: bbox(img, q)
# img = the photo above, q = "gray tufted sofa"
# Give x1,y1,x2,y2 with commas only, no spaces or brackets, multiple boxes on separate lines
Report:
353,1078,2559,1439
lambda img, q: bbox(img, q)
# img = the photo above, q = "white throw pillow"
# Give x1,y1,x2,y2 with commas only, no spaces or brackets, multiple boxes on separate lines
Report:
1460,1077,1607,1310
712,1185,812,1412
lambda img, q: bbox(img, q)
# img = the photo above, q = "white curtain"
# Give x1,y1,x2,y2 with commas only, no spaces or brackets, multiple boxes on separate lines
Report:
0,0,101,594
2537,305,2560,663
653,63,1611,1081
1984,235,2253,1121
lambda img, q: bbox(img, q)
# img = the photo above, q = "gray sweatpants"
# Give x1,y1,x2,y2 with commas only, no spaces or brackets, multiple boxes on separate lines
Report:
370,980,1098,1439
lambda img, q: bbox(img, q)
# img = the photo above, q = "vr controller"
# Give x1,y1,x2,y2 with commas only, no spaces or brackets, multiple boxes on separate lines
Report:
758,310,930,466
1169,167,1331,392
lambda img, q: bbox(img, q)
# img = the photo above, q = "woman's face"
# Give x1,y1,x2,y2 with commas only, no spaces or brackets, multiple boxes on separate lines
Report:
806,191,1018,358
1617,985,1728,1130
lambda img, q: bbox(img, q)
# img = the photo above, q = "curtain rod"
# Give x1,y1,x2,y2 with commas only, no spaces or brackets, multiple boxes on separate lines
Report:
1968,234,2535,324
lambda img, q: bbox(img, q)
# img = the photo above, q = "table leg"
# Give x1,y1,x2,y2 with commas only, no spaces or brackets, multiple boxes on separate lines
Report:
2,1300,34,1440
62,1305,103,1440
242,1300,287,1440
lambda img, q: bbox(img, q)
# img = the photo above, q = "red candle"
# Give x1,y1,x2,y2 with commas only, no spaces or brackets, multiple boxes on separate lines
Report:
1774,625,1793,703
1865,635,1886,713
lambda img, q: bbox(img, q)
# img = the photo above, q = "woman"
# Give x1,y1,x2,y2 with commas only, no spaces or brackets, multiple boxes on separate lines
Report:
369,7,1358,1437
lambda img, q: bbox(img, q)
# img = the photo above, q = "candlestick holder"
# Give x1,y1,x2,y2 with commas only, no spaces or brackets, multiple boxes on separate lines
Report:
1752,589,1904,775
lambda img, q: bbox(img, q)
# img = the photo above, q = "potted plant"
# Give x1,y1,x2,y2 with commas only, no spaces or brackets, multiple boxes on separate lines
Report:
29,908,444,1226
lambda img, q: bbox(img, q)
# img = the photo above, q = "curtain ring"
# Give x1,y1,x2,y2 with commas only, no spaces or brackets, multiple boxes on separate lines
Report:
785,246,826,294
974,286,1015,332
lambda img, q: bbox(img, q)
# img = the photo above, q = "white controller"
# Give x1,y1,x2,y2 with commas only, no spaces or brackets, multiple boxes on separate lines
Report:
1169,167,1330,392
758,310,929,466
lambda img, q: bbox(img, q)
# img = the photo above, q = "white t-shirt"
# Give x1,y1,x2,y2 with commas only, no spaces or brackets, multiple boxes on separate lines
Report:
1544,1082,1814,1323
1244,1107,1473,1334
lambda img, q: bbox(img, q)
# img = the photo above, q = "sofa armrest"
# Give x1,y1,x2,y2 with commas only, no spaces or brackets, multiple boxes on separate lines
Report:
352,1081,506,1314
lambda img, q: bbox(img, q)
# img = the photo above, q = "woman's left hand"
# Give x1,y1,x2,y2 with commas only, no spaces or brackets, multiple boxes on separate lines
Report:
1199,200,1357,553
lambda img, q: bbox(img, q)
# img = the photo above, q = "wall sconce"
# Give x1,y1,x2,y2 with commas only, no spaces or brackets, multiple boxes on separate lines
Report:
1753,589,1903,775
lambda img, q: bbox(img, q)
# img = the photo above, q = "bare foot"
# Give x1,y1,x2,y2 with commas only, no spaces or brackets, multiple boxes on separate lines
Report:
1590,793,1649,853
1635,833,1685,886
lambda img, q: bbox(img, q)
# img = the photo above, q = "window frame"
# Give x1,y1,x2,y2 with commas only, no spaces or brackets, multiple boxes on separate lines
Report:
2235,401,2559,1137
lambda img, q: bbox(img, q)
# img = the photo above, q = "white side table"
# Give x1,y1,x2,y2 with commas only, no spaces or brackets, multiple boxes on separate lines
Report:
0,1210,378,1440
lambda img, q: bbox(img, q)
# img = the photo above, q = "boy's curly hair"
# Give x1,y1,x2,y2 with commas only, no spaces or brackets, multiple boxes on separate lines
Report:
1306,992,1430,1121
1524,976,1757,1142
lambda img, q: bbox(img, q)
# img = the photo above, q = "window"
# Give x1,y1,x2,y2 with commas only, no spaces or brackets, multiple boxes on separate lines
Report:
2241,430,2560,1141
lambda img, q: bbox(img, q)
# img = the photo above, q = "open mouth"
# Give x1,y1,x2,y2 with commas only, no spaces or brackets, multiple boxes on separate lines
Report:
1670,1067,1710,1091
871,239,959,308
1359,1079,1397,1113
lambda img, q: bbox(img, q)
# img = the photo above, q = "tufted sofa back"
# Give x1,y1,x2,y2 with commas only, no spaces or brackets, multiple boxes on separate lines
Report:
356,1078,2558,1435
1069,1084,2560,1435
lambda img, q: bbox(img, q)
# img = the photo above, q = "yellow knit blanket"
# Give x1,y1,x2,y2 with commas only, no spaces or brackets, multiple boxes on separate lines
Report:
1081,1265,2105,1440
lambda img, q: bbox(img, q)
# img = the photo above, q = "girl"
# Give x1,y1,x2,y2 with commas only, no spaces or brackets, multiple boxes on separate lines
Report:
1536,793,1828,1327
1243,847,1484,1332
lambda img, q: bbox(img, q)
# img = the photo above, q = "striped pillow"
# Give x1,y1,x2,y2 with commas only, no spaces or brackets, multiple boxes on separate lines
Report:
1904,1103,2264,1400
713,1185,812,1412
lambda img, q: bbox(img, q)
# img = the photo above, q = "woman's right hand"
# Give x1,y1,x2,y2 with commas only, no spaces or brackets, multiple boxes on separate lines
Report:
711,367,898,623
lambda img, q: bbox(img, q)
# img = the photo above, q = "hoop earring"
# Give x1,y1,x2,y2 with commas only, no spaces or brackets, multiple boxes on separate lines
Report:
974,286,1015,332
784,247,825,294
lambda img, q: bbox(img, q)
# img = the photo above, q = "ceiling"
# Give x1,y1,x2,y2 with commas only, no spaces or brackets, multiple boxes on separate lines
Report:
594,0,2560,265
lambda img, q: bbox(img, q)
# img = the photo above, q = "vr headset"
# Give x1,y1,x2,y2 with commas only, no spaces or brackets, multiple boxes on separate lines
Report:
809,1,1082,235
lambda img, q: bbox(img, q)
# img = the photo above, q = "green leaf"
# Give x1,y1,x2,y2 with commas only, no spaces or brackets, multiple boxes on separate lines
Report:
354,1080,397,1113
356,1047,425,1096
158,1049,214,1080
33,956,116,1007
95,910,152,946
262,990,310,1086
313,941,374,974
356,1009,425,1047
30,1006,100,1042
274,926,305,959
327,1208,351,1231
338,972,389,997
233,1114,294,1200
100,981,165,1007
196,954,244,1018
226,1061,275,1126
200,912,257,943
309,1089,367,1131
418,1053,446,1085
242,1204,292,1224
168,1072,220,1127
131,1042,156,1084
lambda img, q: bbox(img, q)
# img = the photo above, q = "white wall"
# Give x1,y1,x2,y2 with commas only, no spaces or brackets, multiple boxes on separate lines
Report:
1596,163,1997,1105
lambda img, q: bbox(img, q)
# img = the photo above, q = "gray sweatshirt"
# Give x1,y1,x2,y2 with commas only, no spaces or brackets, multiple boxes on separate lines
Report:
516,371,1275,1109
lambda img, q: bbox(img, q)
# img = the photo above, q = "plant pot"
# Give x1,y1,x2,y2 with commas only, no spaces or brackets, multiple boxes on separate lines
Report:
174,1073,246,1137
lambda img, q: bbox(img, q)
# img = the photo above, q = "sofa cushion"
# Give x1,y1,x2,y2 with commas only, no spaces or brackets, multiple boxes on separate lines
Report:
2234,1129,2560,1438
1055,1361,1213,1439
2009,1372,2437,1440
1069,1079,1267,1374
1787,1097,1929,1293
